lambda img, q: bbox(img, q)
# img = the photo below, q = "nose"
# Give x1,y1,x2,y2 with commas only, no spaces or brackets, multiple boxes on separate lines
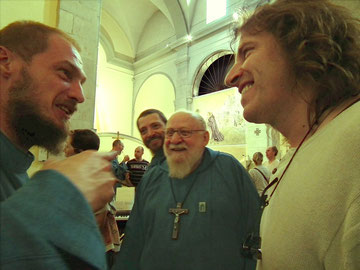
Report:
225,62,243,88
169,131,183,144
69,81,85,103
148,128,157,138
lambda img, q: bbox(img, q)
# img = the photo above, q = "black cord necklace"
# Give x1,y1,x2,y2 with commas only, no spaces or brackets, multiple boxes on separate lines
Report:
261,96,360,208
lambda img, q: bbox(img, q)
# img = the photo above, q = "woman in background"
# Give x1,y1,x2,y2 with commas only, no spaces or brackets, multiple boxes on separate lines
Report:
249,152,270,196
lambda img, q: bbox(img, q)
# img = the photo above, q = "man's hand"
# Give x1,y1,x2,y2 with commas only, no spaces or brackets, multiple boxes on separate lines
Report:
122,155,130,163
41,151,118,212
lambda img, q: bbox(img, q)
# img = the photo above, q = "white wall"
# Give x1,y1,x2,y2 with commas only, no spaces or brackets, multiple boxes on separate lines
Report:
95,45,134,134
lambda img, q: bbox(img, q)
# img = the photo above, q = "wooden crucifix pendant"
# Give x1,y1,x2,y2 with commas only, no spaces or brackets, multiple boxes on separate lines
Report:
169,202,189,240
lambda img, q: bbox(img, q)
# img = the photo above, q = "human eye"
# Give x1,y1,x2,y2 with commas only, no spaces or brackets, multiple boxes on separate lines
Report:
180,129,191,137
140,128,147,135
242,47,254,59
152,123,161,130
165,129,175,137
58,68,72,81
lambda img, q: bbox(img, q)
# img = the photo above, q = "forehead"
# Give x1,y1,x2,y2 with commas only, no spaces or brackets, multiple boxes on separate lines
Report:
30,34,86,81
138,113,164,128
167,113,199,128
238,31,280,52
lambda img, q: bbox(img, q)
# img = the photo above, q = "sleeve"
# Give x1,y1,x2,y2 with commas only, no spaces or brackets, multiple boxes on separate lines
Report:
120,162,128,171
112,159,126,180
248,169,266,196
112,171,150,269
215,154,260,269
0,170,106,270
231,156,260,269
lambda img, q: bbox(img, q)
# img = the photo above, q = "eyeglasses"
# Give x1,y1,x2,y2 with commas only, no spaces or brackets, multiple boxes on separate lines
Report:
165,128,205,138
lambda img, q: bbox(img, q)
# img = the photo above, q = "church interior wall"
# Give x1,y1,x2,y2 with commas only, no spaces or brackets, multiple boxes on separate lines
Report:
0,0,58,28
100,10,134,58
137,10,176,54
189,0,207,34
95,46,134,135
133,74,175,137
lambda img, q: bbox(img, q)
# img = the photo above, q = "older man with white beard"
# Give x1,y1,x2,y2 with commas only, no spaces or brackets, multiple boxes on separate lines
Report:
114,110,260,270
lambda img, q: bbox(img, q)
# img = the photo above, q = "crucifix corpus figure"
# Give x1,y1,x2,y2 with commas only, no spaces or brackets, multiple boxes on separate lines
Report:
169,202,189,240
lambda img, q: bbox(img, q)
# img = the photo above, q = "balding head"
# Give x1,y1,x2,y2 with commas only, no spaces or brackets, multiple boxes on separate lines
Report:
164,110,209,179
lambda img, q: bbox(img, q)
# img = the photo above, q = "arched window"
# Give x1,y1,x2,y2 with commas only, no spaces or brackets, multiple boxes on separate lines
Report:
198,53,234,96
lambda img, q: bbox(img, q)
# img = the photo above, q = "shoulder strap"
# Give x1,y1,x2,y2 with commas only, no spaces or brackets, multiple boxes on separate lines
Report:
254,168,269,184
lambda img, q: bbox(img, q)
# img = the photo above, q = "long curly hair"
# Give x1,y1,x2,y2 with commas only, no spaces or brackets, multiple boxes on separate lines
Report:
234,0,360,124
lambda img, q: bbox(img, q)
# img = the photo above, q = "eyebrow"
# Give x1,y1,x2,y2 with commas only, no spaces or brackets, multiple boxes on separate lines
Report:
56,61,87,84
237,41,256,56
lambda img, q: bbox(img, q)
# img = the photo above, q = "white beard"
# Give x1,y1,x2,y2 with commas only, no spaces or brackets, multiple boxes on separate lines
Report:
165,148,204,179
167,158,193,179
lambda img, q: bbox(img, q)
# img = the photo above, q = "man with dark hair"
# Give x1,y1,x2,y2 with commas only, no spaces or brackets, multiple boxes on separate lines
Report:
0,21,117,269
127,146,149,187
115,110,259,270
64,129,100,157
136,109,167,168
225,0,360,268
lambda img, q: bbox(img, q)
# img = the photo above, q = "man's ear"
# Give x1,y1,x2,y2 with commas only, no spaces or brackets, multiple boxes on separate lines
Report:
0,46,15,79
203,131,210,146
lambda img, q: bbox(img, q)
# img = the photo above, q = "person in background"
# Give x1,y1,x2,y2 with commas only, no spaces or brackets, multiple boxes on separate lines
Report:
0,21,116,269
114,110,260,270
225,0,360,268
111,139,132,188
64,129,100,157
263,146,279,174
248,152,270,196
127,146,149,187
64,129,120,268
136,109,167,168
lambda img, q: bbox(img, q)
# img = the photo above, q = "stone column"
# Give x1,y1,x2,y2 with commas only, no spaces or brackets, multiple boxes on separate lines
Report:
57,0,102,130
174,44,192,110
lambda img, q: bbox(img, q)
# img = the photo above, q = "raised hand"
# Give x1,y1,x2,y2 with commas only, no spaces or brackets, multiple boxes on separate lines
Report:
42,151,118,212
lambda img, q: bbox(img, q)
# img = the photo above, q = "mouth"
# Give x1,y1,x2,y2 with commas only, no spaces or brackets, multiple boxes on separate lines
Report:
147,136,162,145
239,82,254,95
169,145,187,152
55,102,76,120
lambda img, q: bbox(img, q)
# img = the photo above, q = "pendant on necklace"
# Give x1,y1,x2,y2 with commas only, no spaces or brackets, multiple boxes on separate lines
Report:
169,202,189,240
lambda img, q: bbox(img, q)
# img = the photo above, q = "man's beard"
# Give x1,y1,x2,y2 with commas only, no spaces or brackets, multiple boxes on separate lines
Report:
145,135,164,154
165,145,203,179
6,68,68,154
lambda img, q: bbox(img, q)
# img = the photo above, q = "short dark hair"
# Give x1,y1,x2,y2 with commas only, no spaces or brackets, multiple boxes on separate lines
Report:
234,0,360,124
271,146,278,156
136,109,167,130
112,139,123,148
0,20,80,62
70,129,99,153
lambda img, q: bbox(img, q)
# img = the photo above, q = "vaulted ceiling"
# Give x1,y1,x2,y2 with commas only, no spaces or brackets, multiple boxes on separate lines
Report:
99,0,360,68
100,0,196,64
